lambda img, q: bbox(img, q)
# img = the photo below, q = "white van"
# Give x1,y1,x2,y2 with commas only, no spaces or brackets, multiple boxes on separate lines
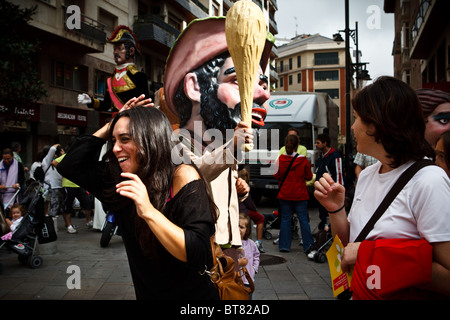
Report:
244,91,339,203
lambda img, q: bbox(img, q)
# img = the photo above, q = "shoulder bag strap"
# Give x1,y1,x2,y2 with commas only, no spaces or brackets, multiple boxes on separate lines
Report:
355,159,434,242
278,154,299,192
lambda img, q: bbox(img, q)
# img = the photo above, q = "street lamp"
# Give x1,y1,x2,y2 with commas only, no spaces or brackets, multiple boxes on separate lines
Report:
333,0,371,185
335,22,372,88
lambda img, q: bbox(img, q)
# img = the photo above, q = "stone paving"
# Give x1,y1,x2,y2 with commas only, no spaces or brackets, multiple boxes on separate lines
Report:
0,202,334,300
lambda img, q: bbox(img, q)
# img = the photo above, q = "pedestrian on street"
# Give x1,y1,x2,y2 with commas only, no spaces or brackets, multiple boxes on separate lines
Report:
57,96,219,300
274,134,315,253
314,76,450,299
53,143,93,231
238,212,260,299
314,133,343,231
0,148,25,211
238,168,265,252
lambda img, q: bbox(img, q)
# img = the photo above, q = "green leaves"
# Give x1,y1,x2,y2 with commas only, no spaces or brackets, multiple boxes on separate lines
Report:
0,0,47,107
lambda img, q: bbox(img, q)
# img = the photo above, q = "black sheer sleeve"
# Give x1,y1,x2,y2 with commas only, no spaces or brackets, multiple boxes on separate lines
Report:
165,179,216,270
57,135,131,211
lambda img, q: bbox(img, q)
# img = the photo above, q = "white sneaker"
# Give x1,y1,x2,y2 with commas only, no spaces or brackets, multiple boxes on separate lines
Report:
67,225,78,234
307,250,317,260
255,241,265,253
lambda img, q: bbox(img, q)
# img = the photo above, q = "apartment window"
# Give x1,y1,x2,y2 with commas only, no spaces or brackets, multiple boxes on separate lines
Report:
401,22,410,49
314,52,339,65
288,75,292,85
404,70,411,86
51,61,87,91
315,88,339,99
297,55,301,68
168,12,182,31
297,73,301,83
279,60,284,73
289,58,292,70
315,70,339,81
98,8,117,36
279,77,284,87
212,0,220,16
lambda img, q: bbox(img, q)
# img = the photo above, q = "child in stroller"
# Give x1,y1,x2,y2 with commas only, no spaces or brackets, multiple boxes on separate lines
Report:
0,180,50,269
1,203,26,241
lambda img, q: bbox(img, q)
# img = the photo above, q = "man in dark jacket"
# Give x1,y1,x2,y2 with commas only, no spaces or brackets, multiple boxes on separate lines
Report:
315,133,343,230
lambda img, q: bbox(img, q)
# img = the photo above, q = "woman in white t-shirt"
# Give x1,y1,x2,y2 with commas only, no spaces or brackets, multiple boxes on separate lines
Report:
314,76,450,299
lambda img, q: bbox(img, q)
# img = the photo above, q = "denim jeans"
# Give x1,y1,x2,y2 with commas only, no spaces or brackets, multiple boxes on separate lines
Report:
278,199,314,252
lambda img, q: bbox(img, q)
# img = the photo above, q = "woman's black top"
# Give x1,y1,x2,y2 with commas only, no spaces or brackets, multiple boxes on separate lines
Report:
57,135,218,300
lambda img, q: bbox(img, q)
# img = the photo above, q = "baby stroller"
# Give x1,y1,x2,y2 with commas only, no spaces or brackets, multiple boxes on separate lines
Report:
308,228,333,263
263,211,299,240
0,181,52,269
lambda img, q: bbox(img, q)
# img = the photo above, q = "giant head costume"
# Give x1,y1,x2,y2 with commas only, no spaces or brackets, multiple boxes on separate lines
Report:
162,17,274,135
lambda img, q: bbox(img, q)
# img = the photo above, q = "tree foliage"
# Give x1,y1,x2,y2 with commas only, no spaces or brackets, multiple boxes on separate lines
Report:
0,0,47,108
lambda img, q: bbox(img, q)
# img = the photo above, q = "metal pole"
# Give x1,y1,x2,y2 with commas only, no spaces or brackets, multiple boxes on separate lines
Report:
355,21,359,89
345,0,353,179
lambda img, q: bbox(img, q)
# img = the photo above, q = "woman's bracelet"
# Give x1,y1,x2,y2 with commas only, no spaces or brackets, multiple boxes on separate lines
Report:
327,204,345,214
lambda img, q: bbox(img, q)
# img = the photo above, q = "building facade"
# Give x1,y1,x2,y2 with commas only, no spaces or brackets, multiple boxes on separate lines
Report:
1,0,278,170
384,0,450,91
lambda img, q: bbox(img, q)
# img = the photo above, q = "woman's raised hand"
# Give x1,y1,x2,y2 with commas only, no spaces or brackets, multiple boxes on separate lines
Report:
313,173,346,213
122,94,154,112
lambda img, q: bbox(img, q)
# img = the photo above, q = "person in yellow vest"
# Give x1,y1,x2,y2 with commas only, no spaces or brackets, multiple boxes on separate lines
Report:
53,146,93,233
278,127,307,157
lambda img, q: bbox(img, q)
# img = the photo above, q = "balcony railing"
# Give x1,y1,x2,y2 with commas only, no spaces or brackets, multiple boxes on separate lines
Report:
62,5,106,45
133,14,181,50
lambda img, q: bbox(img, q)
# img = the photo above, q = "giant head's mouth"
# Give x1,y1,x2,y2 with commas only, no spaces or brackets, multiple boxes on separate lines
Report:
251,107,267,128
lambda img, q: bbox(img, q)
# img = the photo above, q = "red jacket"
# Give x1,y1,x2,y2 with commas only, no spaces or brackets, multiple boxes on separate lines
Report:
273,154,312,201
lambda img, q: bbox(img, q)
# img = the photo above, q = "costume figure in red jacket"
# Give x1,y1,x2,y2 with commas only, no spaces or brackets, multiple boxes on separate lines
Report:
274,134,314,253
78,25,149,112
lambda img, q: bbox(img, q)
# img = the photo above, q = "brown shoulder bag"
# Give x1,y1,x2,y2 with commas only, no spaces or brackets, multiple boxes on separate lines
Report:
205,237,255,300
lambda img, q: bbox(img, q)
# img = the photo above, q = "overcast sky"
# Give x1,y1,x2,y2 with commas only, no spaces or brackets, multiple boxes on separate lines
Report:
274,0,395,82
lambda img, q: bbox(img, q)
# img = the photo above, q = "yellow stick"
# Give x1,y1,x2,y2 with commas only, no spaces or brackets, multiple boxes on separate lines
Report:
226,0,267,151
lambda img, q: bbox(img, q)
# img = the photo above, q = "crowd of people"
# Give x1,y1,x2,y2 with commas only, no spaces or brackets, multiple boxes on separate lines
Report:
1,16,449,301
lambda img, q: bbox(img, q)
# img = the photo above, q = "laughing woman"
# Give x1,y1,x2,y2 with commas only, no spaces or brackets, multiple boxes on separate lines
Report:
314,77,450,299
57,96,219,300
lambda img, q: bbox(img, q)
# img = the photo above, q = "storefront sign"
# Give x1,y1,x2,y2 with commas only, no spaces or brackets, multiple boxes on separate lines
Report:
56,106,88,126
0,104,40,122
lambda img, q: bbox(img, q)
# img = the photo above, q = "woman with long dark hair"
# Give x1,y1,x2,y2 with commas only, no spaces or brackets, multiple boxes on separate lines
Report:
57,96,219,300
314,76,450,299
